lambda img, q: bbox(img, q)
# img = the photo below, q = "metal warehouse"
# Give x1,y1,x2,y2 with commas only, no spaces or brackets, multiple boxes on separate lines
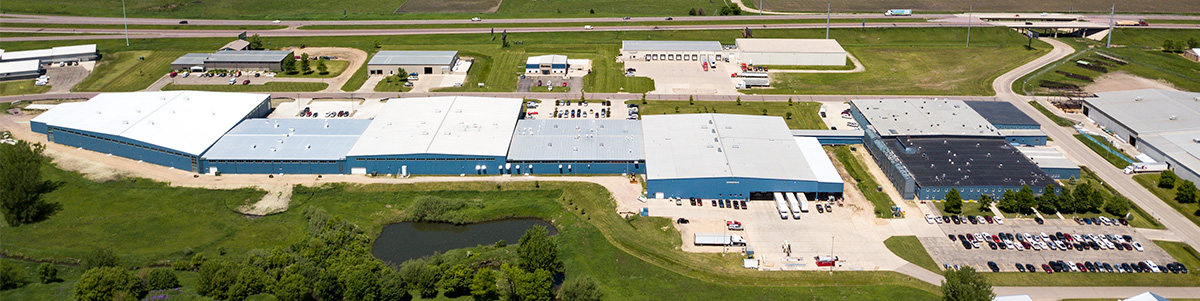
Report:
620,40,729,62
201,118,371,174
850,99,1054,200
0,44,98,63
506,119,644,175
367,51,458,75
170,50,294,71
734,39,847,66
525,55,568,74
345,96,522,176
641,114,843,200
1083,89,1200,183
0,60,43,80
31,91,271,173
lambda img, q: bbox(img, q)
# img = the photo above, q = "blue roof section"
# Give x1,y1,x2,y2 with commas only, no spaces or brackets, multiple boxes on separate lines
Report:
964,101,1040,127
202,118,370,161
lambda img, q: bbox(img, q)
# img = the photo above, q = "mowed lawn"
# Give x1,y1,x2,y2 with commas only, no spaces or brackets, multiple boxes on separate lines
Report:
0,80,51,97
884,236,940,274
631,100,826,129
73,51,185,92
274,59,350,78
1133,174,1200,228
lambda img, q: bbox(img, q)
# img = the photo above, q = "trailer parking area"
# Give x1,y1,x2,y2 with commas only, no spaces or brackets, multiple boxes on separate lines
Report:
920,220,1175,272
624,60,742,95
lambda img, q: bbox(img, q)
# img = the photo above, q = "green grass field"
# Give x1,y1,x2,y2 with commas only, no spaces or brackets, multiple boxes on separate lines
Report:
73,51,184,92
0,162,939,300
1028,101,1076,127
1155,240,1200,273
0,80,51,96
630,99,826,129
161,82,328,92
1016,30,1200,95
831,146,898,218
373,75,413,92
0,22,286,30
744,27,1049,95
273,59,349,78
884,236,940,274
1133,174,1200,228
1074,134,1133,169
935,202,994,217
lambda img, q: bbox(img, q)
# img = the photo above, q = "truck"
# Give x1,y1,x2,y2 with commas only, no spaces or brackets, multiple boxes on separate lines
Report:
785,192,802,219
797,192,809,212
885,9,912,16
773,192,789,220
737,78,770,89
694,233,746,246
815,256,838,267
1124,162,1169,174
1115,20,1148,26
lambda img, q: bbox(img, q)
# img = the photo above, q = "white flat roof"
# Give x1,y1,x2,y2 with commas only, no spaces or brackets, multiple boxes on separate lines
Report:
1016,146,1079,170
526,55,568,65
0,60,42,73
1085,89,1200,136
642,114,818,181
852,98,1002,137
736,39,846,53
622,40,723,52
794,136,844,185
2,44,96,61
31,91,268,155
347,96,522,157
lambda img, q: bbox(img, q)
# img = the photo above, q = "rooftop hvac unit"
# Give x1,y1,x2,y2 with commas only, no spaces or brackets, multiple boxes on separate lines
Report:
251,144,257,149
270,147,277,152
1135,97,1143,101
306,144,311,149
1169,115,1178,120
547,142,553,147
277,139,284,144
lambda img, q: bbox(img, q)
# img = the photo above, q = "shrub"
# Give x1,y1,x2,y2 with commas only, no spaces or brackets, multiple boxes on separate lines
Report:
406,196,470,223
0,261,26,290
82,248,120,270
75,267,145,301
37,263,57,284
190,253,208,271
145,269,180,290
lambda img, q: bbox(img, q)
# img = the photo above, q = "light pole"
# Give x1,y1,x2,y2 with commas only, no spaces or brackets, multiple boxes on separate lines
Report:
1106,3,1115,48
966,3,973,48
825,3,830,39
121,0,130,46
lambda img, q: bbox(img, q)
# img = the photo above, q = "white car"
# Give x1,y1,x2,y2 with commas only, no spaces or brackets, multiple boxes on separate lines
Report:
584,25,593,30
272,20,281,23
1133,242,1144,252
1014,242,1024,251
994,217,1003,225
471,17,482,21
1146,260,1160,273
1040,232,1050,241
925,214,936,224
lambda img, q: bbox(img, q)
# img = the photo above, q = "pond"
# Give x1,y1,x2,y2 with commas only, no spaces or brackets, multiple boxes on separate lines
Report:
372,219,558,264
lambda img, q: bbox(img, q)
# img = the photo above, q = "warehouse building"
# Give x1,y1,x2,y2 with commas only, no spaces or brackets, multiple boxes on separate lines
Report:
642,114,843,200
170,50,293,71
201,119,371,174
31,91,271,173
345,96,522,176
367,51,458,75
1083,89,1200,183
507,119,644,175
1016,146,1081,180
620,40,729,62
0,60,44,80
851,99,1054,200
734,39,847,66
0,44,98,63
525,55,568,74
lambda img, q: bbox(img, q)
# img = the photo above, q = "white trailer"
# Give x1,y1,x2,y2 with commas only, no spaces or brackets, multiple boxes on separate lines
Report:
785,192,802,219
798,192,809,212
694,233,747,246
773,192,789,220
1124,162,1169,174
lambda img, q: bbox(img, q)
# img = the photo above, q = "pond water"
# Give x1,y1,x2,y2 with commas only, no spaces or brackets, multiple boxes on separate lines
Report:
372,219,558,264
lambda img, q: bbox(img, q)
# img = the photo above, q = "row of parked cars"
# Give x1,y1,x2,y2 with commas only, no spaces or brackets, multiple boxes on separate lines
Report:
951,231,1145,252
928,214,1005,225
1075,216,1128,226
676,197,749,211
983,260,1188,274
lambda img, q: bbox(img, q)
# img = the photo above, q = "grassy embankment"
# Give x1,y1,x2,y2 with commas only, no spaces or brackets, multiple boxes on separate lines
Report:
1027,101,1077,127
1133,173,1200,228
0,80,51,96
1073,134,1133,169
831,146,898,218
884,236,940,274
1015,29,1200,95
0,162,939,299
73,51,184,92
0,22,286,30
630,100,825,129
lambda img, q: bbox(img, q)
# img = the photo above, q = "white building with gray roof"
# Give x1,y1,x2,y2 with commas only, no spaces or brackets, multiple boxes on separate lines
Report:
620,40,731,62
506,119,644,174
1084,89,1200,183
170,50,294,71
367,50,459,75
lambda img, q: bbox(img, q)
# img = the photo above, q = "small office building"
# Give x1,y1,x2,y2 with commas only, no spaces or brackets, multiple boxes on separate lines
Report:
367,51,459,75
170,50,294,71
525,55,568,74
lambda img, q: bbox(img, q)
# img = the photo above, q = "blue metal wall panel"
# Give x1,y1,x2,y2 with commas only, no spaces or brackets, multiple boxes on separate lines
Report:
994,124,1041,130
1006,135,1048,146
347,154,506,175
47,126,196,171
647,177,838,199
31,121,48,134
203,160,343,174
505,162,645,175
919,185,1048,200
1042,167,1081,180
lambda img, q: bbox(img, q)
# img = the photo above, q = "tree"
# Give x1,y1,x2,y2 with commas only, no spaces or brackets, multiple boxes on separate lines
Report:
317,58,329,75
517,225,563,274
300,53,311,74
787,97,794,106
470,268,500,301
440,264,473,297
997,190,1019,213
977,194,993,210
37,263,58,284
1037,184,1058,214
1058,186,1075,213
1016,186,1036,214
559,275,602,301
785,111,794,119
399,259,438,299
502,264,551,301
0,140,59,226
590,8,595,14
641,93,647,105
943,188,963,214
688,95,694,105
248,34,264,50
1104,195,1131,216
1159,170,1177,189
736,97,742,105
1072,183,1103,213
1162,40,1181,52
688,8,697,15
197,260,238,300
940,266,994,301
145,268,179,290
314,271,344,301
282,55,297,74
1177,180,1198,204
0,260,25,290
1188,37,1200,49
342,266,381,301
379,272,411,301
273,272,310,301
74,267,146,301
229,267,272,300
82,248,120,270
697,7,706,15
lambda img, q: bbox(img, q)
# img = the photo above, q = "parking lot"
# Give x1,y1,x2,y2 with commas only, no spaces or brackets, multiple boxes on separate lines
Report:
166,71,273,86
623,60,741,95
526,99,632,120
517,75,582,93
43,62,93,93
920,219,1176,273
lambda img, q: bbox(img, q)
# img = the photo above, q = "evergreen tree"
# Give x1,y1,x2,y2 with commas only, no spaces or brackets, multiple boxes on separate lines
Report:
977,194,993,210
944,188,963,214
300,53,311,74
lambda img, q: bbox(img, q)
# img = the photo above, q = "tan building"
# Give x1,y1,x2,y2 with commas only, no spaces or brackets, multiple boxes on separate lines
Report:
367,51,458,75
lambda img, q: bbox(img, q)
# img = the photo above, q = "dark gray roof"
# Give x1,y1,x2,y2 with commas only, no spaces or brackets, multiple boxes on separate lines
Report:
205,50,292,63
887,137,1053,188
369,51,458,66
171,53,210,66
964,101,1040,127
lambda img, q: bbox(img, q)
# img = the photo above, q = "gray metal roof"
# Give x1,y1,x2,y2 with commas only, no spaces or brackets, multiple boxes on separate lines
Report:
736,39,846,53
1000,129,1046,137
642,114,818,181
1140,131,1200,179
347,96,522,157
852,99,1002,138
171,53,210,66
526,55,568,66
202,118,370,160
964,100,1040,127
1085,89,1200,136
205,50,292,63
507,119,643,161
622,40,723,52
1016,146,1079,170
790,129,865,137
221,40,250,50
369,51,458,66
1,44,96,62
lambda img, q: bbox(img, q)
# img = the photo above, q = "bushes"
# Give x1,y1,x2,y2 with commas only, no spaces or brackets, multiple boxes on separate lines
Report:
81,248,120,270
144,269,180,290
0,261,26,290
405,196,475,223
74,267,146,301
37,263,58,284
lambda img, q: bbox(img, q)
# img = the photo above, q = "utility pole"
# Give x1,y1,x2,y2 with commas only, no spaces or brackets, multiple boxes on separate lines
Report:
121,0,130,46
825,3,830,39
759,0,763,15
966,3,973,48
1106,3,1115,48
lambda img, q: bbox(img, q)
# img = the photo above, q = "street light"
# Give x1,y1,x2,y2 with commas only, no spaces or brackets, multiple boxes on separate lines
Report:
121,0,130,46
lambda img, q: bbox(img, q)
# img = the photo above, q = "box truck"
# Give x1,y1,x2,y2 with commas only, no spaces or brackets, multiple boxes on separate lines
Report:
773,192,789,220
885,9,912,16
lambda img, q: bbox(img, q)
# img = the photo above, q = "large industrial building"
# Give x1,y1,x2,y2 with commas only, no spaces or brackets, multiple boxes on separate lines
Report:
965,100,1048,145
345,96,523,176
620,41,729,62
201,118,371,174
30,91,271,173
734,39,847,66
367,51,459,75
508,119,644,175
642,114,843,200
1083,89,1200,183
170,50,294,71
0,44,98,63
0,60,44,80
851,99,1056,200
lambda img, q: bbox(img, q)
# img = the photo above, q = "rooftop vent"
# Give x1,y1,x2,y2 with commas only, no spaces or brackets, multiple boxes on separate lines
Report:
1169,115,1178,121
1134,97,1143,101
547,142,553,147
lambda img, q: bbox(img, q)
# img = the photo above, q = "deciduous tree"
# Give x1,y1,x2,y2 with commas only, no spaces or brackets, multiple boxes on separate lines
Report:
471,268,500,301
517,225,563,274
74,267,146,301
1159,170,1177,189
37,263,58,284
941,266,994,301
1177,180,1198,204
944,188,963,214
0,140,59,226
559,275,602,301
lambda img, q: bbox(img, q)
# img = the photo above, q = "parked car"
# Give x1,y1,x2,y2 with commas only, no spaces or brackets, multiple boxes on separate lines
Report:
1025,264,1036,273
987,261,1000,272
242,80,250,85
1035,217,1044,224
925,214,936,224
676,218,689,224
1132,242,1144,252
1042,264,1053,274
1015,263,1026,272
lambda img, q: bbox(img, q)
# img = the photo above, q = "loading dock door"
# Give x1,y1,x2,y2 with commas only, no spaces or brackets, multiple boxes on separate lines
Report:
424,67,433,74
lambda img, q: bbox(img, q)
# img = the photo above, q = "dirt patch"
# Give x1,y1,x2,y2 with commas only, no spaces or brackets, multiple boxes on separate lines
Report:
396,0,502,13
279,47,368,92
1084,71,1180,94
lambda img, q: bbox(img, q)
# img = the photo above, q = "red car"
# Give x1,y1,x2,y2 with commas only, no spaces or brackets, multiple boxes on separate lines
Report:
242,80,250,85
1042,264,1053,274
